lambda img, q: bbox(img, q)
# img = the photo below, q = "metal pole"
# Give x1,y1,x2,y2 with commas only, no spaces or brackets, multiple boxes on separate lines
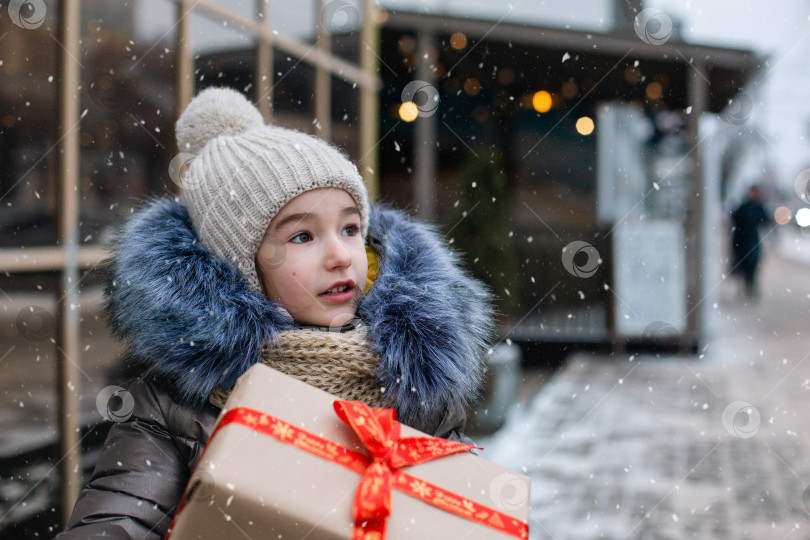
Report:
685,63,709,352
170,0,193,199
315,0,332,140
255,0,273,121
57,0,81,526
414,31,437,222
359,0,380,199
175,0,193,140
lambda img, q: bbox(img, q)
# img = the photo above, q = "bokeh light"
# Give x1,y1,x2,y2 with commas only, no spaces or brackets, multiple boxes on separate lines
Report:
372,8,388,23
774,206,792,225
532,90,552,113
497,67,515,85
796,208,810,227
473,106,489,123
645,82,663,100
450,32,467,50
576,116,595,135
398,102,419,122
398,35,416,54
463,78,481,96
561,81,578,99
624,66,642,84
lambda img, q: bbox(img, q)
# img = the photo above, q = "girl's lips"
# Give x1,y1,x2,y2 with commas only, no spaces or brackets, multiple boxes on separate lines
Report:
319,289,355,303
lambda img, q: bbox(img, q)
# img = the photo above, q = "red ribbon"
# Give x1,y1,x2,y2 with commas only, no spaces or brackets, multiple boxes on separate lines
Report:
333,401,477,538
168,403,528,539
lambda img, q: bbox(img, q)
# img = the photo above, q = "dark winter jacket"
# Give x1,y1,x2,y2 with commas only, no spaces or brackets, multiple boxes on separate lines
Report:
731,199,770,269
57,198,494,539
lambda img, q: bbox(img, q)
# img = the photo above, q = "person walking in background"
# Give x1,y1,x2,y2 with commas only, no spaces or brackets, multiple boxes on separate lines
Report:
731,185,771,299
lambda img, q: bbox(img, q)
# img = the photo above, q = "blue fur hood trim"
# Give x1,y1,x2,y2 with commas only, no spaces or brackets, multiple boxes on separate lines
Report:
104,198,494,425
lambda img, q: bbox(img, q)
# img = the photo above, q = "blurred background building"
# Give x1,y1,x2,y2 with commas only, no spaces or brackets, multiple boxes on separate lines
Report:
0,0,797,536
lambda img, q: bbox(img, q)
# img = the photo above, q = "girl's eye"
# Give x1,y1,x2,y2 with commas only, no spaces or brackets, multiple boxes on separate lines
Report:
343,224,359,237
291,232,312,243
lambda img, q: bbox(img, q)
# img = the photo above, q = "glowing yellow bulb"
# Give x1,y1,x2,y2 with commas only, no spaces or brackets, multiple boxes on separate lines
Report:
576,116,595,135
399,102,419,122
532,91,552,113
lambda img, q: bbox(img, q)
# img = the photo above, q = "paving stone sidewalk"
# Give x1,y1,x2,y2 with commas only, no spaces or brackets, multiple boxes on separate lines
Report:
481,251,810,540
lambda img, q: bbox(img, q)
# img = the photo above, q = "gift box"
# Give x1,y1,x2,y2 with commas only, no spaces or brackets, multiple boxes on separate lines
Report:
167,363,530,539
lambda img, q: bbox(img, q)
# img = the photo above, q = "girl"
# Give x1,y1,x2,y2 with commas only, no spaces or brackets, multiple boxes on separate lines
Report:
58,87,494,539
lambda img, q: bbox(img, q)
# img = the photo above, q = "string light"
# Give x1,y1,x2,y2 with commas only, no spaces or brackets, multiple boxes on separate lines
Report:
532,91,552,113
576,116,595,135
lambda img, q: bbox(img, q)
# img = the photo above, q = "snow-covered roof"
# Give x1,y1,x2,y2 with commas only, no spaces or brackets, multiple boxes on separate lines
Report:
379,0,613,33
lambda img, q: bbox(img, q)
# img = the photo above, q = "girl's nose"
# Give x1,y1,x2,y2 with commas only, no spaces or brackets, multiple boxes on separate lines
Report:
323,234,352,269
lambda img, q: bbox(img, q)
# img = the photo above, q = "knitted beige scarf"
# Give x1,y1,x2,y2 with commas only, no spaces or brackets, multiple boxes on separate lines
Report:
209,324,394,410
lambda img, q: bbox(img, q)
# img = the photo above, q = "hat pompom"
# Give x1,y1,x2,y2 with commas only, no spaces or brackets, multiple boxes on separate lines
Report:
176,87,264,155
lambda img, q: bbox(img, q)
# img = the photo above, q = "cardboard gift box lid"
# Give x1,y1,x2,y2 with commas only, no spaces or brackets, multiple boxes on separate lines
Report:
169,363,530,539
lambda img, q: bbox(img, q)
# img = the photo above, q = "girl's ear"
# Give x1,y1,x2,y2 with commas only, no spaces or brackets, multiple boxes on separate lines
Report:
364,244,378,295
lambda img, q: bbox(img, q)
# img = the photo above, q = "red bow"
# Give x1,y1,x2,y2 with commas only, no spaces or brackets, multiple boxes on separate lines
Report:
333,401,475,539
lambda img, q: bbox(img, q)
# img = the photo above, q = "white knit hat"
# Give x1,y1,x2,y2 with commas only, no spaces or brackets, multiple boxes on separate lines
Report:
176,87,370,293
